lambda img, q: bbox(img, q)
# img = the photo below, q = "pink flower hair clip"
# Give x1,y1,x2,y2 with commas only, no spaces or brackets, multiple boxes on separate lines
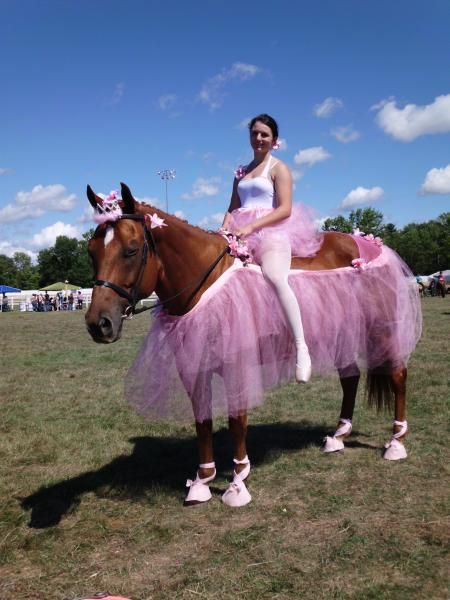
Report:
93,190,123,224
272,141,280,150
145,213,168,229
234,165,247,180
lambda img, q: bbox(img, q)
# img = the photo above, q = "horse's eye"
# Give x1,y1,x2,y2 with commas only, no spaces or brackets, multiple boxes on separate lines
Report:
124,248,138,258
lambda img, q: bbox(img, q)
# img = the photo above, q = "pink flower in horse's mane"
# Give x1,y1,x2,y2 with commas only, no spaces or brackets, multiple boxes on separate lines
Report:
352,258,368,271
234,165,247,180
353,228,365,236
365,233,374,241
106,190,118,202
145,213,168,229
374,236,383,246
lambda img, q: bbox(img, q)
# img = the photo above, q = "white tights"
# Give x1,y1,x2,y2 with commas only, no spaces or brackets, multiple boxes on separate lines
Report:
259,236,309,360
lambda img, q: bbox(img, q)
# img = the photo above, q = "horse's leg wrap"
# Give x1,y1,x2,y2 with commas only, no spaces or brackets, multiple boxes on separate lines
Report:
222,456,252,507
323,418,352,453
184,461,216,506
383,420,408,460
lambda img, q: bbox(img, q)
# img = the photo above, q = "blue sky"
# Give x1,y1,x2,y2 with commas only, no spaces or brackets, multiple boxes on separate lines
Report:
1,0,449,260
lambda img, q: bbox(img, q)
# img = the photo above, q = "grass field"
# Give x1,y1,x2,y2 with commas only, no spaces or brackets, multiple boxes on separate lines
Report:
0,299,449,600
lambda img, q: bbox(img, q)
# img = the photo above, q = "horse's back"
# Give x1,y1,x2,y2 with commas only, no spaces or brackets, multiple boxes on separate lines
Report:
291,232,358,271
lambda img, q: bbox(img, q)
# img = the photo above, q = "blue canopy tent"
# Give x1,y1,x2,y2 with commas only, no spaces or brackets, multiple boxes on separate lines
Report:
1,285,21,312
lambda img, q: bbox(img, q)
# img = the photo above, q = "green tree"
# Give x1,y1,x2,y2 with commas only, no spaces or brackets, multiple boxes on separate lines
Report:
322,215,352,232
37,235,94,288
0,254,17,285
12,252,39,289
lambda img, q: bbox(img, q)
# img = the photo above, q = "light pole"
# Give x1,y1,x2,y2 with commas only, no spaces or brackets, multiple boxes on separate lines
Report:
157,169,176,213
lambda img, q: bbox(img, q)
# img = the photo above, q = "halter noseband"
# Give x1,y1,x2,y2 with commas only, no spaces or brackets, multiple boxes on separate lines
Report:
93,213,157,318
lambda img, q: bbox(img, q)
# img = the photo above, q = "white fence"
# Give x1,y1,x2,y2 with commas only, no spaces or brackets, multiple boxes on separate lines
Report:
0,289,158,312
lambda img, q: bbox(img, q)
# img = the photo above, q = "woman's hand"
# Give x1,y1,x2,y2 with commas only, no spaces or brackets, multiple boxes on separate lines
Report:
235,223,254,238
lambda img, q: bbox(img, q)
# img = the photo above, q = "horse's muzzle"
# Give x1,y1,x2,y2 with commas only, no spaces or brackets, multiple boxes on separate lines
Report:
85,311,123,343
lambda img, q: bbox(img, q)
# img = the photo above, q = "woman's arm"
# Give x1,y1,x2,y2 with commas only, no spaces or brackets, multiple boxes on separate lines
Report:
234,161,293,237
221,178,241,229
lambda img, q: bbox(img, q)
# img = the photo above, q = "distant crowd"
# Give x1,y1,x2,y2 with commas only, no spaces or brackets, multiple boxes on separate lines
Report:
30,291,84,312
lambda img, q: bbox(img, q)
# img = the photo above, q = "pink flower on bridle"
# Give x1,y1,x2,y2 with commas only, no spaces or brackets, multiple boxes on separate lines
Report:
219,229,252,266
93,190,123,224
351,258,368,271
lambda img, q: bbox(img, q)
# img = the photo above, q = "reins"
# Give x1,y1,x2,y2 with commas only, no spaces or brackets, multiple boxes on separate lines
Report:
93,213,229,318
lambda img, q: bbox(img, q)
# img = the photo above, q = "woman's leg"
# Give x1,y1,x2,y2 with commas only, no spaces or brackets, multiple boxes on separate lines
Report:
259,236,311,382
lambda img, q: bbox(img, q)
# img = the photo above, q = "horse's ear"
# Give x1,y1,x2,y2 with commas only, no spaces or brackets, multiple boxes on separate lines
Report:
87,185,99,209
120,182,135,214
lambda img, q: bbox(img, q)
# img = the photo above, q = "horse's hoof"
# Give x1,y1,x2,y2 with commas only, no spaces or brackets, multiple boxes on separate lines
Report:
222,479,252,507
383,438,407,461
322,435,345,453
184,470,216,506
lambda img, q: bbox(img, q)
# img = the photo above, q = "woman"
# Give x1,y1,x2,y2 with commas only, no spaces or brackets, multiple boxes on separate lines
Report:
222,114,321,383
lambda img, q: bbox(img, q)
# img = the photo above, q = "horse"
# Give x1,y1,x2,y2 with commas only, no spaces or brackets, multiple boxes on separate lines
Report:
85,183,422,507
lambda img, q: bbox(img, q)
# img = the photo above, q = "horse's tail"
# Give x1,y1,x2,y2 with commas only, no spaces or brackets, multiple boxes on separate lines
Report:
365,371,393,412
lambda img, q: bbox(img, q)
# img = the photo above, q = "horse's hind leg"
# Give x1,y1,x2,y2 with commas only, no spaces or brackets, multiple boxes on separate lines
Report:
323,367,360,453
383,367,408,460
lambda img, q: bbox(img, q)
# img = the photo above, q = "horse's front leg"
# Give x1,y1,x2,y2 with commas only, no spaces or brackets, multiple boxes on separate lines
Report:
323,369,359,453
184,418,216,507
222,413,252,507
383,367,408,460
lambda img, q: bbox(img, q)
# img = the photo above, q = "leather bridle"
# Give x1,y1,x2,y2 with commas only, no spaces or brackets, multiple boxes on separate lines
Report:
93,213,229,318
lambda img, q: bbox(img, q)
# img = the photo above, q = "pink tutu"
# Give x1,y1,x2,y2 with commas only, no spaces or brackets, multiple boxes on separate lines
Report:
228,202,323,261
125,236,422,423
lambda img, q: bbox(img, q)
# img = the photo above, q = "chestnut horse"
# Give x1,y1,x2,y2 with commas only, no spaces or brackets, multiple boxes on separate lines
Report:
85,183,418,507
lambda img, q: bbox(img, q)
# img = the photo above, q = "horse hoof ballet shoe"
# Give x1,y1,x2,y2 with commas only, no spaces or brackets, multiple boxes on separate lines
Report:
322,419,352,453
222,456,252,507
184,462,216,506
383,438,408,461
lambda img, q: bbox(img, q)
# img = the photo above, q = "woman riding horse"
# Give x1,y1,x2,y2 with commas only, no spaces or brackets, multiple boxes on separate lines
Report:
85,183,422,508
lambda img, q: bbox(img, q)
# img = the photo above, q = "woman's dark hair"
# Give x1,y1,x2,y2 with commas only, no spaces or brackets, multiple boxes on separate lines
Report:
248,114,279,139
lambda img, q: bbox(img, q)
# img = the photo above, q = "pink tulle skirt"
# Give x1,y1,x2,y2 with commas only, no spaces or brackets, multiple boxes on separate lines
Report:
125,236,422,423
228,203,323,261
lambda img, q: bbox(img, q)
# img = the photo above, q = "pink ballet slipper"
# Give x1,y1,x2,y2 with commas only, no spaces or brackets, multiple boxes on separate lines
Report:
222,456,252,507
383,420,408,461
184,462,216,506
322,419,352,453
383,438,407,460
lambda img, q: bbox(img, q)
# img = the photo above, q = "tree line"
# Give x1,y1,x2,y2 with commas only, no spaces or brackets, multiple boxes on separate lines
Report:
1,210,449,290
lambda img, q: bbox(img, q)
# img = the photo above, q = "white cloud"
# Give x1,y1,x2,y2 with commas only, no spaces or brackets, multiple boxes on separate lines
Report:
198,212,224,229
0,167,13,175
158,94,176,110
314,97,343,118
181,177,221,200
341,186,384,209
420,164,450,195
238,117,251,129
111,82,125,105
174,210,187,220
30,221,81,250
374,94,450,141
0,240,36,261
331,125,360,143
0,184,77,224
294,146,332,167
198,62,261,110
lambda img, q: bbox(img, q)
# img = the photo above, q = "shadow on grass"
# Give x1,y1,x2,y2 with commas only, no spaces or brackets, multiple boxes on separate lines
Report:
21,420,371,529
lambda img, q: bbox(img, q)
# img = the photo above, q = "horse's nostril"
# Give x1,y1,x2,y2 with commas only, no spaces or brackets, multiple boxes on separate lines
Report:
99,316,112,334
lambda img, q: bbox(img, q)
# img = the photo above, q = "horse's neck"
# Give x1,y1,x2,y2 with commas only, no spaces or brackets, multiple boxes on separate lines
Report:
138,205,232,315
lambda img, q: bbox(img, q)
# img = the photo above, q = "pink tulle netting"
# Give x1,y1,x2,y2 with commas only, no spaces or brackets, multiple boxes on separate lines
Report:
228,203,323,260
125,236,422,423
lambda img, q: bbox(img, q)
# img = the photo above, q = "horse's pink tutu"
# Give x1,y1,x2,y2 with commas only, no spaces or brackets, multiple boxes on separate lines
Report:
228,202,323,261
125,236,422,423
